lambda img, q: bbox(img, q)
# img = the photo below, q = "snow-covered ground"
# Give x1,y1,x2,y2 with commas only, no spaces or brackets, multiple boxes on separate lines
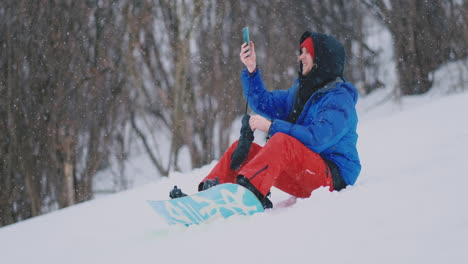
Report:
1,84,468,263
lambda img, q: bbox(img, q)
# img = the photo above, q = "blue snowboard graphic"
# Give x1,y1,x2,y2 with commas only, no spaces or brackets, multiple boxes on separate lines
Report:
147,183,264,226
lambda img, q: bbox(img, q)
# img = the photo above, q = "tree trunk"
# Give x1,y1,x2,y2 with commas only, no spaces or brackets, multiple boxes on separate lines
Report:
370,0,453,95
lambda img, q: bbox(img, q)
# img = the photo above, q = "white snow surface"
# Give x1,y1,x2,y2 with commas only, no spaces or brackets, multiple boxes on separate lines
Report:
1,89,468,264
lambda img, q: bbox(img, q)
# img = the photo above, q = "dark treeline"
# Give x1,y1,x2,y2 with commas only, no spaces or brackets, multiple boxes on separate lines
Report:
1,0,467,226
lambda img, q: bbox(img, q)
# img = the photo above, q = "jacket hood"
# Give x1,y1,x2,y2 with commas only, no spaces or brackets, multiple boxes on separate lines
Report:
318,78,359,106
341,81,359,105
299,31,346,87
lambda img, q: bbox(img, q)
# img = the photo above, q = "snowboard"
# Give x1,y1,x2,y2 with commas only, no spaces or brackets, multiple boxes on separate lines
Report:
147,183,264,226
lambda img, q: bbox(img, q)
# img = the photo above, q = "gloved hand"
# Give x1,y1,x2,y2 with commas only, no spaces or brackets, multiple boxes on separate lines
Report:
230,114,254,170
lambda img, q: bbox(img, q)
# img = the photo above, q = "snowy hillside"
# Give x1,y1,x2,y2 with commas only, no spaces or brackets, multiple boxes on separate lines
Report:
1,89,468,264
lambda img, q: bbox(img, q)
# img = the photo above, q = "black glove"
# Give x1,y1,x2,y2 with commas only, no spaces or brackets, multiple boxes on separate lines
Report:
230,114,254,170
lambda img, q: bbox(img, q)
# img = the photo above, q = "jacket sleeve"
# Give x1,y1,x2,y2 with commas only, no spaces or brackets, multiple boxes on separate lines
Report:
268,89,354,153
241,68,292,120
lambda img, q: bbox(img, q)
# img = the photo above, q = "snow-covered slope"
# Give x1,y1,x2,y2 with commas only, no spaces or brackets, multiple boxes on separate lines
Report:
1,90,468,264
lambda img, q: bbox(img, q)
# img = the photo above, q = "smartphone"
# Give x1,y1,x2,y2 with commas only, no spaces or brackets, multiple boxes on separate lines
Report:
242,27,250,46
243,27,250,57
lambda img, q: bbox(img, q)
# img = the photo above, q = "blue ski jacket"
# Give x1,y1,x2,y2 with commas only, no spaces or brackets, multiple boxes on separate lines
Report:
241,68,361,186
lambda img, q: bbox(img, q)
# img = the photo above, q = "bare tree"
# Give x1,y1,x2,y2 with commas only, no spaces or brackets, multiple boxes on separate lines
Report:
0,0,131,226
126,0,245,174
363,0,468,95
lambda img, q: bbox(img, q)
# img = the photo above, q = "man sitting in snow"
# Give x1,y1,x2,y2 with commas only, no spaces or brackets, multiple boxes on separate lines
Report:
172,31,361,209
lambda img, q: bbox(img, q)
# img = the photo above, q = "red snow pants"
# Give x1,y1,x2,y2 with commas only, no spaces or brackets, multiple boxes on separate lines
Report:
201,132,334,198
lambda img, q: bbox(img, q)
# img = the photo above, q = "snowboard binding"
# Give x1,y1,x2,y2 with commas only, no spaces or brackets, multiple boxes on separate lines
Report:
169,186,188,199
198,176,220,191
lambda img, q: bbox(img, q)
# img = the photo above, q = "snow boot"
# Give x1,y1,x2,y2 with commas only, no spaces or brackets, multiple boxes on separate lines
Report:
169,186,187,199
236,175,273,209
198,176,220,191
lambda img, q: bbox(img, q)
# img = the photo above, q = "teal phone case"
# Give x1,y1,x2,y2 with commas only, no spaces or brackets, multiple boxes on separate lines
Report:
243,27,250,45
